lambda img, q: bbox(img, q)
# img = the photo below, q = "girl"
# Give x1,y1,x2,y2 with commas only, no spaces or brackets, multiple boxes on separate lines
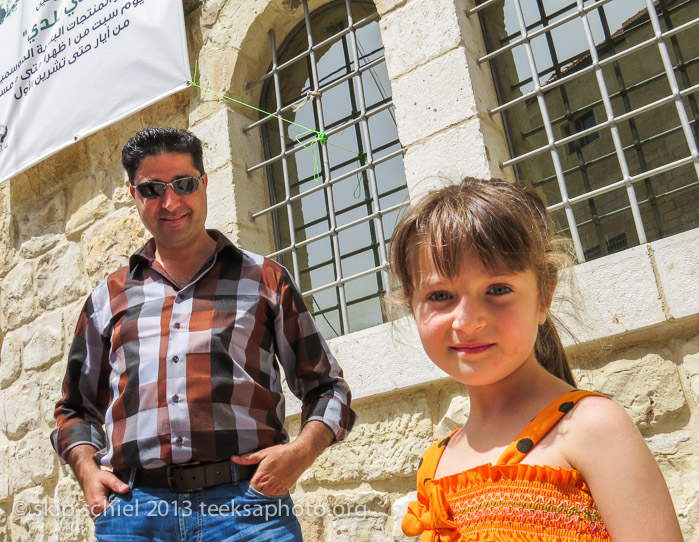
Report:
395,178,682,541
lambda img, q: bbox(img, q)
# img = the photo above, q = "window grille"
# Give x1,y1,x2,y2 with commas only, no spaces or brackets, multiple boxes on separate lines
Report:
246,0,407,339
472,0,699,261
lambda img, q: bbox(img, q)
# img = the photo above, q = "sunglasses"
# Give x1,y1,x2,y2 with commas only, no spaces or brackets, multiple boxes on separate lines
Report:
134,175,203,199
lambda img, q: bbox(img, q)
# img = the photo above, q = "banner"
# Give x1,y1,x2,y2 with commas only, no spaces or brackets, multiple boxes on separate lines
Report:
0,0,191,184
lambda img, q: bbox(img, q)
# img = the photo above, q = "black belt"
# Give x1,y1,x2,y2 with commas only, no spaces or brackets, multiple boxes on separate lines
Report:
114,460,257,493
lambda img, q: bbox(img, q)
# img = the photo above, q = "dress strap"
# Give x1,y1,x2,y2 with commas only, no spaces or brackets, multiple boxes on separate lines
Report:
497,389,606,466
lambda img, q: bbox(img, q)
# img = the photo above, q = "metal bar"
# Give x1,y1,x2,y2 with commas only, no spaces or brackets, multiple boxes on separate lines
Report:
269,29,301,283
265,199,410,259
302,0,350,333
598,5,663,238
547,154,697,212
303,263,390,297
533,121,696,187
520,54,699,138
511,0,585,260
577,0,647,243
251,147,404,219
464,0,501,17
247,100,395,173
644,0,699,179
246,10,380,89
478,0,616,64
564,179,699,232
344,0,391,296
490,16,699,116
245,55,387,133
502,82,699,167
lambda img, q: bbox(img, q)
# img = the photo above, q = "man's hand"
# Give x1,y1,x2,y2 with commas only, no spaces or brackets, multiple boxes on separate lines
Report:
231,420,334,496
67,445,130,518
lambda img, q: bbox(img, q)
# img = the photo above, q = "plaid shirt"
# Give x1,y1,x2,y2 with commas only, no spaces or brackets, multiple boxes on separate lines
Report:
51,231,356,469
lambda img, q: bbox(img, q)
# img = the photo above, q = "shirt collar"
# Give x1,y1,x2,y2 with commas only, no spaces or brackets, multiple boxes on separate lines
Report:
128,230,241,273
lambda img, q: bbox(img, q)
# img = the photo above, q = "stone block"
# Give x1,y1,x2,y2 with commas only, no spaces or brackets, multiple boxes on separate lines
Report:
0,378,40,437
436,381,469,438
381,0,462,80
41,362,67,426
652,228,699,319
194,109,234,173
454,0,491,61
205,163,240,234
36,243,88,311
0,215,14,277
22,310,64,372
392,47,477,147
53,475,93,542
324,318,446,405
0,445,9,501
374,0,407,16
684,351,699,406
9,485,49,541
392,492,418,541
17,191,67,252
655,454,699,541
576,355,685,430
0,505,6,541
297,509,325,542
300,392,434,484
644,431,691,456
1,260,37,330
18,234,63,260
82,209,147,285
65,193,112,239
206,163,275,257
0,329,22,389
554,245,665,344
402,119,491,198
11,429,57,493
333,515,389,541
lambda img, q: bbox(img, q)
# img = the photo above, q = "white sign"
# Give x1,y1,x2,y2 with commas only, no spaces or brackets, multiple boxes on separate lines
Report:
0,0,191,184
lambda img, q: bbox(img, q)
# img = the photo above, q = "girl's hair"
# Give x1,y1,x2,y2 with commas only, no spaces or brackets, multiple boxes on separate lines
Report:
389,177,576,386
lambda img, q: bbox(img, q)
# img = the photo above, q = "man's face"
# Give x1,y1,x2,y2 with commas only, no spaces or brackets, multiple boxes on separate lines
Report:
131,152,209,252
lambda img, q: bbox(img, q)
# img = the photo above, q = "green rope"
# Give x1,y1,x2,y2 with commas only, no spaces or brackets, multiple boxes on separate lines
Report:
188,61,366,193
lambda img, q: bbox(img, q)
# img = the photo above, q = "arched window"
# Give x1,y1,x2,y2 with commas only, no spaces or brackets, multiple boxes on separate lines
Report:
247,0,407,339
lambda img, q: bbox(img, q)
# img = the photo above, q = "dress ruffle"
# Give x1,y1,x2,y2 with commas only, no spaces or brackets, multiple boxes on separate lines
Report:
402,390,610,542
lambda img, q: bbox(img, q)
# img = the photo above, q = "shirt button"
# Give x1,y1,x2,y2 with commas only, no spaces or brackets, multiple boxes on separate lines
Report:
174,323,181,329
175,437,183,445
172,356,179,363
173,394,179,403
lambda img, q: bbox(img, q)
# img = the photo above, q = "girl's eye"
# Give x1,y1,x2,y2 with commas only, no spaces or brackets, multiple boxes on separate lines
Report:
427,291,452,302
488,284,512,296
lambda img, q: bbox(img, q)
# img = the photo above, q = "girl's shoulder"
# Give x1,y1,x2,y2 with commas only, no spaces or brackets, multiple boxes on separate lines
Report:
560,393,642,466
563,393,634,433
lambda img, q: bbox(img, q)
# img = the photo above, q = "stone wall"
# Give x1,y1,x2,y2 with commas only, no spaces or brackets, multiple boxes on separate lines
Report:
0,0,697,541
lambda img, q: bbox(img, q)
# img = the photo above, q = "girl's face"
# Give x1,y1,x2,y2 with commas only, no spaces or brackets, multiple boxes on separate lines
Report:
410,248,549,388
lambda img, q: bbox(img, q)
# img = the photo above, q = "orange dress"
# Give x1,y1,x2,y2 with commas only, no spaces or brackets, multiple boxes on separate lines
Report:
402,390,610,541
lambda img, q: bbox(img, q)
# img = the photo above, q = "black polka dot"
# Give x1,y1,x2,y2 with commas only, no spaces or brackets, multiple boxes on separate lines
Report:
516,438,534,454
438,437,450,448
418,458,423,469
422,477,432,485
559,401,574,413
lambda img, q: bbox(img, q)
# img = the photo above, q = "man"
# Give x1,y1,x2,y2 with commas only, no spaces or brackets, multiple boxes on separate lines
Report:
51,127,356,541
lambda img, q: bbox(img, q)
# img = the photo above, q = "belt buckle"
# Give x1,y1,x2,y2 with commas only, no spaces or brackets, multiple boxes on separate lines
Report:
166,462,205,493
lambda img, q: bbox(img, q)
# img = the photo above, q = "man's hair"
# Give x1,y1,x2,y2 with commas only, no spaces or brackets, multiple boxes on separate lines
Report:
121,126,205,183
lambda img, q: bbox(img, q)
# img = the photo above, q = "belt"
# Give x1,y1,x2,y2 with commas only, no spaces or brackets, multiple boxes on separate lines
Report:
114,460,257,493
